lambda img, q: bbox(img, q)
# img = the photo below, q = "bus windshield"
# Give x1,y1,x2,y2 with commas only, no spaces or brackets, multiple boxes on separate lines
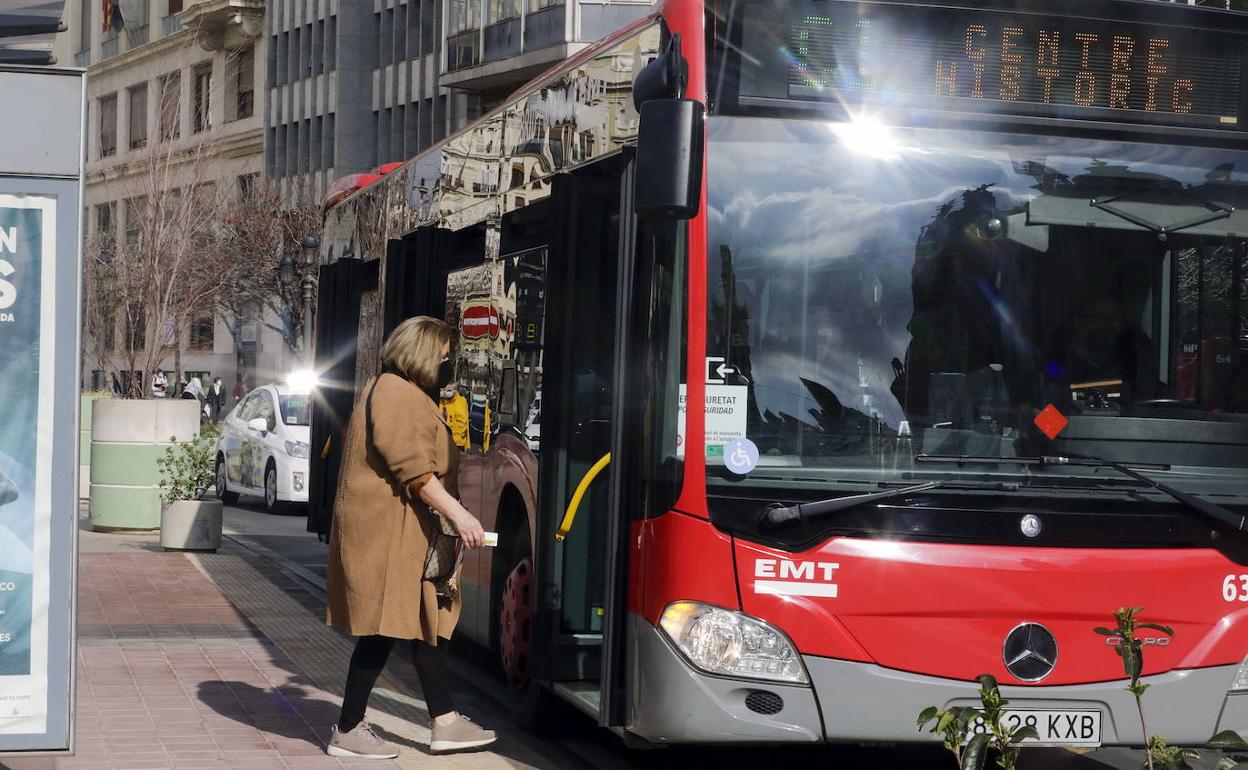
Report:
706,116,1248,496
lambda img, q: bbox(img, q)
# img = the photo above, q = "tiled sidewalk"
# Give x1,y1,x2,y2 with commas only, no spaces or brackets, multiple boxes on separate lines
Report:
3,552,399,770
1,544,553,770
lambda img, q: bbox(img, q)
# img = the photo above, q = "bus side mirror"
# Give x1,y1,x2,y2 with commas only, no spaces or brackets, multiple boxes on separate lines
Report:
634,98,704,220
633,32,702,220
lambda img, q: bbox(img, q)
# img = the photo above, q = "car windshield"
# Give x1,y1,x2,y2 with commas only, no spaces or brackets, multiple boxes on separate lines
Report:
279,394,311,427
705,116,1248,497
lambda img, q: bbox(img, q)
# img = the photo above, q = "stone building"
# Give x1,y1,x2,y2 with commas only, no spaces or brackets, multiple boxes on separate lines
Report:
68,0,301,393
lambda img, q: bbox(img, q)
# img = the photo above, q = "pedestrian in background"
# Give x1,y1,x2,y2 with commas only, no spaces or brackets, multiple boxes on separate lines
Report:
183,376,207,422
207,377,227,423
151,369,168,399
234,380,246,404
325,315,494,760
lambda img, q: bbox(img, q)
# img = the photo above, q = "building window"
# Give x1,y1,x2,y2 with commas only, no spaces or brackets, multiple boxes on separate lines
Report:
488,0,519,25
192,63,212,133
237,173,258,199
95,202,115,238
326,16,337,71
167,0,182,14
95,202,116,259
99,93,118,158
188,314,214,352
78,0,91,53
99,306,117,352
124,197,146,246
128,84,148,149
314,19,325,74
449,0,479,34
325,113,335,170
234,46,255,120
529,0,562,11
159,72,180,141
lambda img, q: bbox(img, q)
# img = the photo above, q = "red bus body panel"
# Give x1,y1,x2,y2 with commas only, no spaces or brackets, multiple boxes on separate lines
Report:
630,512,741,622
732,536,1248,685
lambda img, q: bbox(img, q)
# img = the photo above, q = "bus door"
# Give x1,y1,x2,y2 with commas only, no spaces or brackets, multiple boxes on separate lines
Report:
533,156,685,729
530,161,625,715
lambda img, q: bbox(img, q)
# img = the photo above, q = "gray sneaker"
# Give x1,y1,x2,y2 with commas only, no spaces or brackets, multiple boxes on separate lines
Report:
429,714,497,754
327,722,400,759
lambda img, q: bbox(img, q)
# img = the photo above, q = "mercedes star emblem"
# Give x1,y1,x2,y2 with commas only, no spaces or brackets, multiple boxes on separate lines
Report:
1003,622,1058,681
1020,514,1042,538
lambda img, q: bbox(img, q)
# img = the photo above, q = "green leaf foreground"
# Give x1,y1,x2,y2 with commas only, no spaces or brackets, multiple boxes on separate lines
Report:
961,733,991,770
917,609,1208,770
156,424,220,504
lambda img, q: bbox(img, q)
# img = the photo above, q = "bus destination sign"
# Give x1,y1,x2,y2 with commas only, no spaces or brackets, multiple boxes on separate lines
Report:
782,4,1245,129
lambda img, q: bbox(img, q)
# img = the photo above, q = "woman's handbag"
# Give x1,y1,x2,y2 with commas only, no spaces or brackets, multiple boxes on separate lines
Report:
422,509,463,600
367,372,463,600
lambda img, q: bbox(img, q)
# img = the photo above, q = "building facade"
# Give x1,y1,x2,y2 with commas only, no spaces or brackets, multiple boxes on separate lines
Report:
265,0,653,201
71,0,301,394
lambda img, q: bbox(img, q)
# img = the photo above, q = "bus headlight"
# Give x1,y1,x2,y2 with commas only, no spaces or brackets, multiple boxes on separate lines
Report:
1232,654,1248,691
285,440,311,459
658,601,809,685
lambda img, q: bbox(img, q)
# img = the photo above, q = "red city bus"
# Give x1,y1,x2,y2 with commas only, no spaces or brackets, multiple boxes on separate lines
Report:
308,0,1248,747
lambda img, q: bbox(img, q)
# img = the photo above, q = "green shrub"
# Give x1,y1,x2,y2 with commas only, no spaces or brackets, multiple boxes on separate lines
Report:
156,424,220,504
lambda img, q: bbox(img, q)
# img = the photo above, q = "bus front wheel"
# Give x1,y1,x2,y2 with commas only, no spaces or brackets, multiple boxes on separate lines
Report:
496,527,562,734
499,529,533,686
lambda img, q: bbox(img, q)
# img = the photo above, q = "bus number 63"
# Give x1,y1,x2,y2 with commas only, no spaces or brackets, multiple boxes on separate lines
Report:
1221,575,1248,602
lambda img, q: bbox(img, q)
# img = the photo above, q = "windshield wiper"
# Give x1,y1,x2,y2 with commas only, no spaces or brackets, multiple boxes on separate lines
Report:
758,480,1019,530
917,454,1246,533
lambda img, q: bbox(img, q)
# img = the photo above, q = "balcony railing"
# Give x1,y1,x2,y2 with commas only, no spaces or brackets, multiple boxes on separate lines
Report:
161,14,181,35
100,35,119,59
73,49,89,66
128,24,150,47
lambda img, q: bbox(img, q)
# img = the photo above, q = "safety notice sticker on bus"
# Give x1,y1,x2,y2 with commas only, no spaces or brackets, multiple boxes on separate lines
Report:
676,384,748,460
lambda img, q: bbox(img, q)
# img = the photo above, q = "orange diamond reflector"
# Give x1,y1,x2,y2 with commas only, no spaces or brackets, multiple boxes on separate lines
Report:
1034,404,1069,440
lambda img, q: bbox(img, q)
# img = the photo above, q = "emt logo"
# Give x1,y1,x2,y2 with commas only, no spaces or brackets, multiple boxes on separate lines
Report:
753,559,839,598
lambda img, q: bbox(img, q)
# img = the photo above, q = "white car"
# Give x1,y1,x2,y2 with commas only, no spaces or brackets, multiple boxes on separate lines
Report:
215,383,311,512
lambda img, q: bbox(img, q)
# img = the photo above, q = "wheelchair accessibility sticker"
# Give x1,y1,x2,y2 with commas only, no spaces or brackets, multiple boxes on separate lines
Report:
724,437,758,475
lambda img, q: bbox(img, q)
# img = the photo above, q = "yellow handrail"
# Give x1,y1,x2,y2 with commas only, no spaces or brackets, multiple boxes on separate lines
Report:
556,452,612,541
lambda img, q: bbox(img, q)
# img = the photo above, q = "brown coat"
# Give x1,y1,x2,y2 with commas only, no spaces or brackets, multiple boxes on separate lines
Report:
326,372,461,641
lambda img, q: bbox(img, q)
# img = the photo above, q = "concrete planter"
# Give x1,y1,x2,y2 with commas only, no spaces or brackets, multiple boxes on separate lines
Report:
79,394,102,500
89,399,200,531
159,500,223,552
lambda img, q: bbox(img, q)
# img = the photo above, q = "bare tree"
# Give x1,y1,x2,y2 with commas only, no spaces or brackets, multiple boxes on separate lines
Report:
82,228,123,394
82,133,241,398
214,183,321,386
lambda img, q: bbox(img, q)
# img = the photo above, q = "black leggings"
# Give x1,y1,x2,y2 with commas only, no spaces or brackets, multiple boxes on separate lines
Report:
338,635,454,732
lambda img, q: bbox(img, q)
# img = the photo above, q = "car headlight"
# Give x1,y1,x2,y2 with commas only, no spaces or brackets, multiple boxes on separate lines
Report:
285,440,311,459
658,601,808,684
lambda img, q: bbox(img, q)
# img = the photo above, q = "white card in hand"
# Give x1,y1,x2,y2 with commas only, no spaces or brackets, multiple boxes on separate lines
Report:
483,532,498,547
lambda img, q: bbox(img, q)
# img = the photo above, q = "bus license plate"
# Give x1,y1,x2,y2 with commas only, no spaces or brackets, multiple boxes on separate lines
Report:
1001,710,1101,746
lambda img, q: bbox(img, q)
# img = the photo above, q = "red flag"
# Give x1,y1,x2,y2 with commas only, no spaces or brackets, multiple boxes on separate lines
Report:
102,0,124,32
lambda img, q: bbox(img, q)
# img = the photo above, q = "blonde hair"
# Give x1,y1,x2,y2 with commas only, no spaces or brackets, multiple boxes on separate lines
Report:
381,316,452,390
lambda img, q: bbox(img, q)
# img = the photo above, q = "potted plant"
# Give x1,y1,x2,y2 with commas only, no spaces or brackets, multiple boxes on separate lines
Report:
156,424,224,552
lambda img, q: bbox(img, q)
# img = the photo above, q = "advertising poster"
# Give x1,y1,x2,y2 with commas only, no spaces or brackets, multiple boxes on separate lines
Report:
0,195,55,735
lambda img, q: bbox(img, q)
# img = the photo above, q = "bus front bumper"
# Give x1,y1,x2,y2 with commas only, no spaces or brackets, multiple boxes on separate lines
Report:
626,615,1248,745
